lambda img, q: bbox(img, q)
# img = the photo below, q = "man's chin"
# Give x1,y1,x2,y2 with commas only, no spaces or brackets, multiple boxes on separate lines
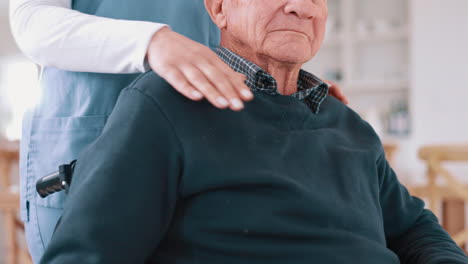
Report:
263,46,313,65
262,37,314,65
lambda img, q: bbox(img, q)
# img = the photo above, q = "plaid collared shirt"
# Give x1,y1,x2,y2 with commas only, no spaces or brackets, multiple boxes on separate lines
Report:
215,47,329,114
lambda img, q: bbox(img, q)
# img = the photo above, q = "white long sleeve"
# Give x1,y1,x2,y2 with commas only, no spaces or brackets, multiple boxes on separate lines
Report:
9,0,168,73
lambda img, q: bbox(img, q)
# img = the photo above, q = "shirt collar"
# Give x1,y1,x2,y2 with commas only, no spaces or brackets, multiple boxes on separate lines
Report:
215,46,329,114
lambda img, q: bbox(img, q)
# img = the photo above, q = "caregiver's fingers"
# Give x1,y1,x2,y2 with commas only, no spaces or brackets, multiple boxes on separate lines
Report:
180,65,231,109
197,61,252,111
326,80,349,105
161,67,205,101
210,53,254,102
147,27,253,110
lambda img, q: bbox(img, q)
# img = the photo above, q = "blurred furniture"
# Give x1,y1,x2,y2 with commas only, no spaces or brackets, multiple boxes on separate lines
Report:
411,144,468,249
0,141,32,264
383,143,398,165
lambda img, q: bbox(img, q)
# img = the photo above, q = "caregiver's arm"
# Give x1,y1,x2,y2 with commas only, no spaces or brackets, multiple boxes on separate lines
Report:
39,86,183,263
9,0,253,110
377,151,468,263
9,0,165,73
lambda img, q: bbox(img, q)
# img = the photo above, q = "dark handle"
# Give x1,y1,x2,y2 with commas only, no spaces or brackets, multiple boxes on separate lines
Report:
36,160,76,198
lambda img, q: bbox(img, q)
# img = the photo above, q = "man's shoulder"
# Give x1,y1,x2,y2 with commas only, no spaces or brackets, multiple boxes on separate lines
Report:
321,95,361,124
125,71,183,109
323,96,384,152
121,70,215,130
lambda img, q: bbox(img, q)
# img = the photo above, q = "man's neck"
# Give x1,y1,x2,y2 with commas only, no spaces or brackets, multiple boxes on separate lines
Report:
261,61,302,96
222,42,302,96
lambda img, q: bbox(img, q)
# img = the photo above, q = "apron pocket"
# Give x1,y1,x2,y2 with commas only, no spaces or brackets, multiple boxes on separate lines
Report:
27,115,108,209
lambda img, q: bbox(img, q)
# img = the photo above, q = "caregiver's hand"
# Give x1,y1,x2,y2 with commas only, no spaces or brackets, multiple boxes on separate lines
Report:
326,80,349,105
147,27,253,111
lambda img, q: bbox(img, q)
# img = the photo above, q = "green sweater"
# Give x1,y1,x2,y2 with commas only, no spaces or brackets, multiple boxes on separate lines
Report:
41,72,468,264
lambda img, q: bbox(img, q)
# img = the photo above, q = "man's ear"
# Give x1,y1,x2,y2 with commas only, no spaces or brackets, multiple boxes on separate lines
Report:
204,0,227,29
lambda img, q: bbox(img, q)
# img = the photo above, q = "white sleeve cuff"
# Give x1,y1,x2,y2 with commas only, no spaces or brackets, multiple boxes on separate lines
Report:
136,24,170,73
10,0,171,74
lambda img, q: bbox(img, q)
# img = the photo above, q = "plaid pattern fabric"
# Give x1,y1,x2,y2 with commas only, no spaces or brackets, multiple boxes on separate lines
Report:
215,47,329,114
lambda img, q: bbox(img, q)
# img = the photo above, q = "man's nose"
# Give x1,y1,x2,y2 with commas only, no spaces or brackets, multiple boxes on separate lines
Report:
283,0,323,20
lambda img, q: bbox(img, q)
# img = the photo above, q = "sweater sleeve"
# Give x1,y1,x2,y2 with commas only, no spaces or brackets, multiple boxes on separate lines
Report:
9,0,166,73
378,153,468,263
39,87,183,263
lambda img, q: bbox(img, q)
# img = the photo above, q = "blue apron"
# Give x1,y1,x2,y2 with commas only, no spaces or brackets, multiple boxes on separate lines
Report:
20,0,220,222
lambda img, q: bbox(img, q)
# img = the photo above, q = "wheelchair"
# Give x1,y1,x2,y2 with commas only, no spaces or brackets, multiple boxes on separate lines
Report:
36,160,76,198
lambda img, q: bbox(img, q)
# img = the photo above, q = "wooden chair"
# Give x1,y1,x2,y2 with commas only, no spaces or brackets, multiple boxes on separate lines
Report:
383,143,398,166
0,142,32,264
410,145,468,248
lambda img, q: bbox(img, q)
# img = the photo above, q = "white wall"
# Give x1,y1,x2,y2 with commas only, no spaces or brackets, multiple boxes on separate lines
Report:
0,14,21,57
411,0,468,143
0,1,29,139
401,0,468,182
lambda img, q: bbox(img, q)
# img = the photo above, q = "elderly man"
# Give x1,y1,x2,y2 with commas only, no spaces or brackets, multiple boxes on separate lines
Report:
40,0,467,263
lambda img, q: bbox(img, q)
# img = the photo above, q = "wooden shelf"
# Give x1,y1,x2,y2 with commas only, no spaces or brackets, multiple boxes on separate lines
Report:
0,193,20,211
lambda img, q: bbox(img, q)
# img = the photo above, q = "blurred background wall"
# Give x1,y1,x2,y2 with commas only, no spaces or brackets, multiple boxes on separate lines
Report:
0,0,467,263
303,0,468,185
0,0,39,142
410,0,468,175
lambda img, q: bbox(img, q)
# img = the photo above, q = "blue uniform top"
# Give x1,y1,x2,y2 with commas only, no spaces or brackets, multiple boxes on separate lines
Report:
19,0,220,220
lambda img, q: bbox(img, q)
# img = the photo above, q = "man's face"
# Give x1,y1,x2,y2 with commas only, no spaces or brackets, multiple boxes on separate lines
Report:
223,0,328,65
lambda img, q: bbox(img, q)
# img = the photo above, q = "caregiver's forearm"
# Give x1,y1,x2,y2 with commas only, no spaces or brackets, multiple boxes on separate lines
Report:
10,0,166,73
